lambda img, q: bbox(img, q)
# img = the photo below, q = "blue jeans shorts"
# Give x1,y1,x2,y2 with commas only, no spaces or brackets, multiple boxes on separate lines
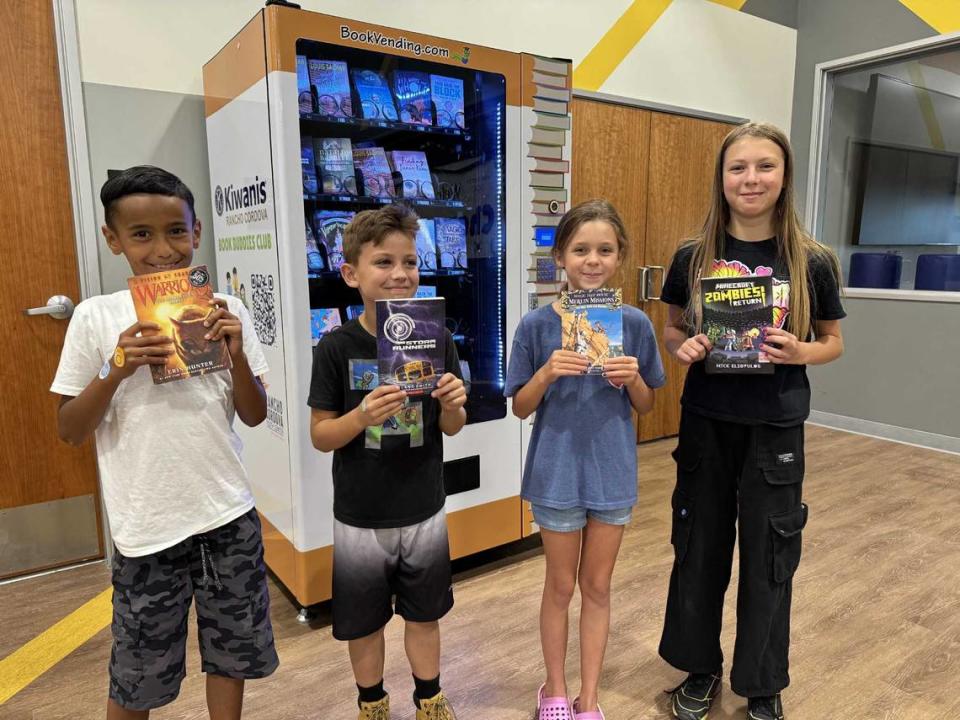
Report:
531,503,633,533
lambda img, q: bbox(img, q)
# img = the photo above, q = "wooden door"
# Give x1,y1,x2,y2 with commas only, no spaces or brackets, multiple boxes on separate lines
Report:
571,98,651,436
637,113,734,441
0,2,103,578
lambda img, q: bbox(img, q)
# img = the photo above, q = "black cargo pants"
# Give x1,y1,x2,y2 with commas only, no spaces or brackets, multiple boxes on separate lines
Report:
658,409,808,697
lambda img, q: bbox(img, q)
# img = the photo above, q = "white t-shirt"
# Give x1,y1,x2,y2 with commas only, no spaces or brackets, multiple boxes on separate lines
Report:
51,291,268,557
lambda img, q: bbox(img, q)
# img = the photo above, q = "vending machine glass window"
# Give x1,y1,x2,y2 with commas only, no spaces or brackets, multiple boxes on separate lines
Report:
298,40,507,423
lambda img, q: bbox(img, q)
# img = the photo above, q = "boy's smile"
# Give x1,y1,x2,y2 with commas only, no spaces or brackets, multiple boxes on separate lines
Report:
341,230,420,303
103,194,200,276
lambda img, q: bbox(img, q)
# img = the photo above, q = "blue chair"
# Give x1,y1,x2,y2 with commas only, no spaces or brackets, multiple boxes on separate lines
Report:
915,254,960,291
848,252,902,289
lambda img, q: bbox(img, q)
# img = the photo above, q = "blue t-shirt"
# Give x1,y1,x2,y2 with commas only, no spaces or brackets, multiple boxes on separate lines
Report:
505,304,666,510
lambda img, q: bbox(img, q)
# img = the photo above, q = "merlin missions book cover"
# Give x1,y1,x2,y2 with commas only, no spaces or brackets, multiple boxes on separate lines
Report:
560,288,624,374
376,297,445,395
127,265,232,384
700,275,774,374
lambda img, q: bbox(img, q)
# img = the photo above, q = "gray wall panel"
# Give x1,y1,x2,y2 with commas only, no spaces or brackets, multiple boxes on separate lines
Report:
82,83,215,294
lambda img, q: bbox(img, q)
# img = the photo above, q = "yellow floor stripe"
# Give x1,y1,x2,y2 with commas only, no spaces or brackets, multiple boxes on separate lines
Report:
0,586,112,705
708,0,748,9
900,0,960,33
574,0,674,91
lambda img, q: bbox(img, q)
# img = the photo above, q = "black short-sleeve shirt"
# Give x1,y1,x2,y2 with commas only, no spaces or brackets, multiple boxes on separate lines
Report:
660,234,846,426
307,319,462,528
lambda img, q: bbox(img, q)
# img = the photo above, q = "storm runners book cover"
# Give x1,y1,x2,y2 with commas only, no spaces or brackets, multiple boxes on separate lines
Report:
376,297,445,395
127,265,232,384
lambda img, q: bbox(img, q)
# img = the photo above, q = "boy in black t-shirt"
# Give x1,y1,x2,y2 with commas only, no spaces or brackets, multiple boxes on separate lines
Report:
308,204,466,720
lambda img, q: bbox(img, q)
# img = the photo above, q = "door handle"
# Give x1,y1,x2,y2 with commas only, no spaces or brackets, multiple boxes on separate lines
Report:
637,267,649,303
647,265,665,301
23,295,75,320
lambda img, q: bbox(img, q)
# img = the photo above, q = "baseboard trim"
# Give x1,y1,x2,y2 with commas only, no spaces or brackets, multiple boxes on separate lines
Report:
807,410,960,456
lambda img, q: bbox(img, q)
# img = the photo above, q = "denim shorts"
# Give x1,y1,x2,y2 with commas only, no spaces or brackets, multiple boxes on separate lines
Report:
531,503,633,532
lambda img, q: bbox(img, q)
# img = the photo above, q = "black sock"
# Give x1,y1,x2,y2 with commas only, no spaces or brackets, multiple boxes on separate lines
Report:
413,674,441,707
357,679,386,705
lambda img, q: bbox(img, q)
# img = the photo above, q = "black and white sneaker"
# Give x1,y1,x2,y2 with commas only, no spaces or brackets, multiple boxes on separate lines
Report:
667,670,722,720
747,694,784,720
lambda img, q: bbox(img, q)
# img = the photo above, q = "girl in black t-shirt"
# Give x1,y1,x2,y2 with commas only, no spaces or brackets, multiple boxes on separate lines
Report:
658,122,845,720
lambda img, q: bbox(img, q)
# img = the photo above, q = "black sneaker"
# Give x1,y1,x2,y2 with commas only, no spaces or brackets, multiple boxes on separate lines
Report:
667,670,722,720
747,694,784,720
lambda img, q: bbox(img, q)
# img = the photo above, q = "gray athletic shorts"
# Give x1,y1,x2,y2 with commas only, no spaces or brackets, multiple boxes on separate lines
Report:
332,507,454,640
109,508,279,711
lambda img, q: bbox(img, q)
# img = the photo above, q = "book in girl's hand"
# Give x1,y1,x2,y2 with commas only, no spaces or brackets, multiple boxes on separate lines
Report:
393,70,433,126
128,265,232,384
701,275,775,374
559,288,624,375
376,297,445,395
351,68,398,121
430,74,465,129
308,59,352,118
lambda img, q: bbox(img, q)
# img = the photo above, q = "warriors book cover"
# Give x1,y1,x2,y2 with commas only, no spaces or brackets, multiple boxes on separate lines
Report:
701,275,774,374
560,288,624,374
376,297,445,395
127,265,232,384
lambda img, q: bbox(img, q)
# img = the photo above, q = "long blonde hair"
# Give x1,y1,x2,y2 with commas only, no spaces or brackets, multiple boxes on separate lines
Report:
684,122,841,338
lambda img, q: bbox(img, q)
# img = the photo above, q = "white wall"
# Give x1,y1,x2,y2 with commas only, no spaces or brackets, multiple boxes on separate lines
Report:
76,0,797,129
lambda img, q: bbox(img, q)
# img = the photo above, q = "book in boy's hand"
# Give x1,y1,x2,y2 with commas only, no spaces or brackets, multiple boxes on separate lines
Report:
127,265,232,384
559,288,624,374
376,297,445,395
700,275,775,374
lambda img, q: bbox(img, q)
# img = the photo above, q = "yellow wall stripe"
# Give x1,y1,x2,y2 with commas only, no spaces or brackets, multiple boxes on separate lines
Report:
708,0,748,9
0,587,112,705
899,0,960,33
574,0,674,91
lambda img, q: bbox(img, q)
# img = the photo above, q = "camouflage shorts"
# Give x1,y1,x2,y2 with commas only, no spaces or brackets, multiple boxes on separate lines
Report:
109,508,279,711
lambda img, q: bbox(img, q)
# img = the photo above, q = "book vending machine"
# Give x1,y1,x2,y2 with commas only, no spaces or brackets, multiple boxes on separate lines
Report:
203,6,572,608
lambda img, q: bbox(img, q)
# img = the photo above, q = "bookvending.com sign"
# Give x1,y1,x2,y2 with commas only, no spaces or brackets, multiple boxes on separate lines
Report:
339,24,470,64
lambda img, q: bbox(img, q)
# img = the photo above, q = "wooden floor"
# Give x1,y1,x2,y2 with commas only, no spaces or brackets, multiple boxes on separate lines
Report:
2,426,959,719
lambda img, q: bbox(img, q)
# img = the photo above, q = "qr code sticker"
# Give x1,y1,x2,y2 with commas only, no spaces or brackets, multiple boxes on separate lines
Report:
250,272,277,346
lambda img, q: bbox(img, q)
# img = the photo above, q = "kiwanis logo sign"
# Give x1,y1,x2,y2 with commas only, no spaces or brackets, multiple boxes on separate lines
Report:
214,176,269,226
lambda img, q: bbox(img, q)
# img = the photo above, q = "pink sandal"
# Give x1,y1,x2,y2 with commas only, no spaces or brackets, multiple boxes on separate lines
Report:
537,684,573,720
571,696,605,720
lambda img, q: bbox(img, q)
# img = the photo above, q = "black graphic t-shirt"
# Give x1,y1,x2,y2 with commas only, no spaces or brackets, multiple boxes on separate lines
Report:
660,234,846,426
308,319,462,528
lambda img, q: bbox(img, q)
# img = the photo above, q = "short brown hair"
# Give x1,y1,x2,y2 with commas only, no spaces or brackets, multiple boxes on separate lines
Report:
342,204,420,265
552,199,629,262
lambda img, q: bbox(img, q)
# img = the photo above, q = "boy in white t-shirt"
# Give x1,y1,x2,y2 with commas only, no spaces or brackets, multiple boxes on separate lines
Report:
51,166,278,719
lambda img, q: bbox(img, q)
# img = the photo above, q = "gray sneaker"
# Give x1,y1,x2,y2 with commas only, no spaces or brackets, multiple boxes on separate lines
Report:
668,670,722,720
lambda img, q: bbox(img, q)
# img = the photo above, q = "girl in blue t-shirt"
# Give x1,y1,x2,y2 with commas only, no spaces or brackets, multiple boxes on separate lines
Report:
506,199,666,720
